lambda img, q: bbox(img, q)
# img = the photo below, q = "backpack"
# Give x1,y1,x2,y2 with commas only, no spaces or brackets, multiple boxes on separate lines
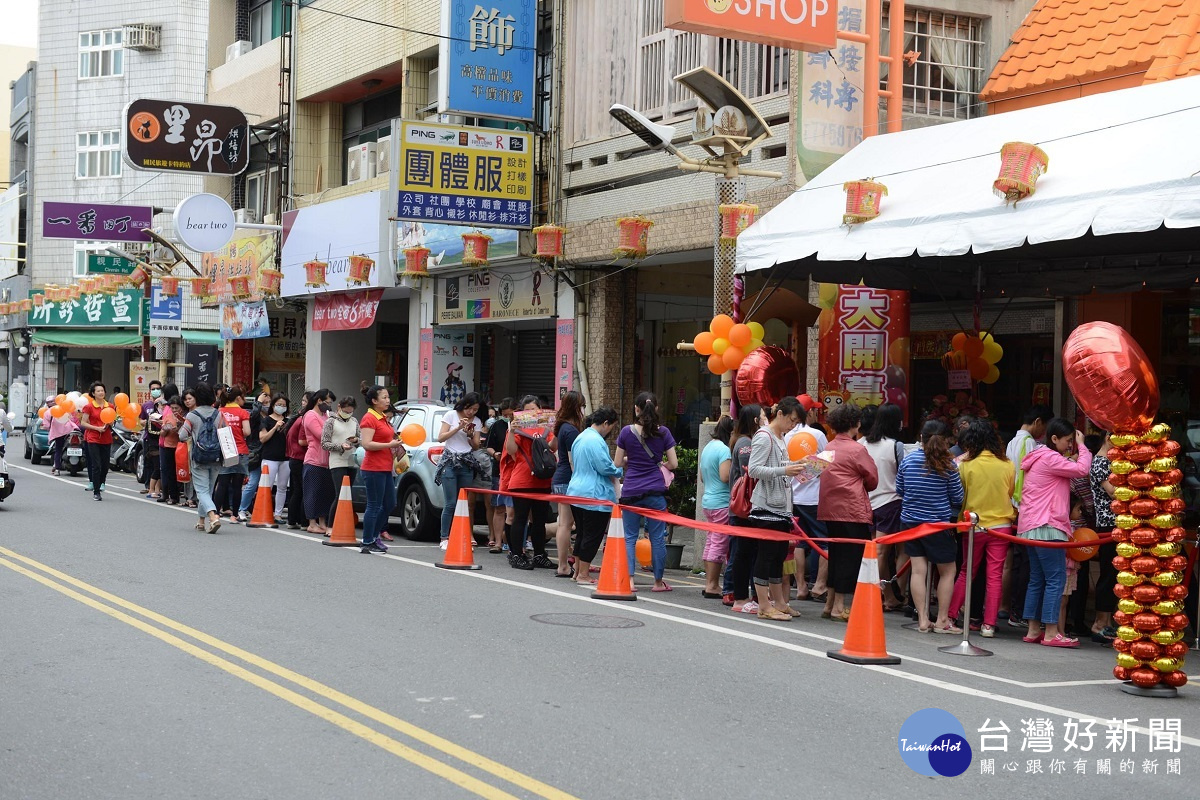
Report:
516,429,557,480
192,410,223,465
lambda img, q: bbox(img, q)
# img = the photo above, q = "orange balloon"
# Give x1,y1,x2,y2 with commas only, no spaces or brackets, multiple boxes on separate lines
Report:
693,331,715,356
707,353,727,375
727,323,752,348
968,358,989,381
400,423,426,447
123,414,140,430
1069,528,1100,562
99,407,117,425
888,336,909,365
710,314,734,340
55,394,66,406
951,332,968,352
113,392,129,409
722,346,745,372
51,405,66,418
635,537,652,567
962,337,985,359
788,432,818,460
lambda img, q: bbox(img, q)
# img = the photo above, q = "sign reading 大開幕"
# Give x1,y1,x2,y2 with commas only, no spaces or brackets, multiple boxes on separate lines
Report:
124,99,249,176
440,0,537,121
398,121,533,230
436,268,554,324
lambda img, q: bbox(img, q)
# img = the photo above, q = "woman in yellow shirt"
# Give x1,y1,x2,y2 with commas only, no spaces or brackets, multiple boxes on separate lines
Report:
947,418,1015,638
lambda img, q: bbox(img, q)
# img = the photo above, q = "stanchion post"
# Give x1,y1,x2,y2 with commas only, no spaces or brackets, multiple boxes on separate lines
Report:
939,513,992,657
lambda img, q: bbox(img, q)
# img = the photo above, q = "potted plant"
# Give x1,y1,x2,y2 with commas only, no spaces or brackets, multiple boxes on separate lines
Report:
665,446,698,570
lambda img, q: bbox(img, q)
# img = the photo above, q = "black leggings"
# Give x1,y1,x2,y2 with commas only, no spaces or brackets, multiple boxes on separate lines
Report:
215,472,244,514
510,489,550,556
286,458,306,525
87,442,111,490
571,506,609,563
729,516,759,601
1093,533,1118,613
329,467,357,521
748,516,792,586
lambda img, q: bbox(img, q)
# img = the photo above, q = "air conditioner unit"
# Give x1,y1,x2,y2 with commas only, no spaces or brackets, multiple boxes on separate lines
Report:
124,23,162,51
234,208,258,224
375,136,392,175
263,213,277,225
226,40,253,63
347,142,377,185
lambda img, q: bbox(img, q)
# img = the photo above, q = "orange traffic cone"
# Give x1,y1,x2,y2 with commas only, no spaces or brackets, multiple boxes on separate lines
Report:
436,490,481,570
322,476,359,547
827,540,901,665
245,465,278,528
592,507,635,601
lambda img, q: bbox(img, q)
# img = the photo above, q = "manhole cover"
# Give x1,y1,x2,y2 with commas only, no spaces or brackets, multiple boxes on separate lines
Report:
530,613,644,629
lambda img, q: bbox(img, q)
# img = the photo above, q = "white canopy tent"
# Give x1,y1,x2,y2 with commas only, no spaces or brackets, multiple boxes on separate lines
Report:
737,75,1200,298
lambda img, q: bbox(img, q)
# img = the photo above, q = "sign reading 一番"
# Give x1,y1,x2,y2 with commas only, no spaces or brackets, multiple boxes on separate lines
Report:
124,98,250,176
42,201,153,242
28,289,142,328
398,121,533,230
440,0,538,121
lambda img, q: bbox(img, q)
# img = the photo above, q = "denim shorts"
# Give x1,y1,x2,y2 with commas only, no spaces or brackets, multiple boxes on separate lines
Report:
490,473,512,507
552,483,570,502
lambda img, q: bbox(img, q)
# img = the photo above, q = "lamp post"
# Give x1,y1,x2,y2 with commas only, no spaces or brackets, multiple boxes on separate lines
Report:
610,67,781,419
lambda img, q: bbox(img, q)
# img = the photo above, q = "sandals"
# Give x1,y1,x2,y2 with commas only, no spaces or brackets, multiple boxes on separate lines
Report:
1022,632,1045,643
807,591,828,603
933,624,963,635
701,590,723,599
758,605,791,621
1042,633,1079,648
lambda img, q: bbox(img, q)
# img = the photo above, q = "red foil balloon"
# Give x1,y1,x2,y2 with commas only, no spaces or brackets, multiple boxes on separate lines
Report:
1108,472,1129,487
1113,666,1130,681
1113,584,1132,599
1062,322,1159,433
1130,667,1163,688
734,346,800,408
1164,642,1189,659
1158,440,1182,458
1164,584,1189,600
1160,468,1184,486
1162,671,1188,688
1133,612,1163,632
1128,471,1158,489
1125,443,1158,464
1129,499,1160,518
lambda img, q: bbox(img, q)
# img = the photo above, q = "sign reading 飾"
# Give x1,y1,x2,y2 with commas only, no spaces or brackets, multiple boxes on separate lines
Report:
398,121,533,230
440,0,538,121
436,268,554,325
664,0,837,52
42,201,153,242
28,289,143,328
124,98,250,176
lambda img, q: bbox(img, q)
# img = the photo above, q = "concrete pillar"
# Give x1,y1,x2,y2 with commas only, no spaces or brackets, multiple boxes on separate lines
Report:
584,269,637,419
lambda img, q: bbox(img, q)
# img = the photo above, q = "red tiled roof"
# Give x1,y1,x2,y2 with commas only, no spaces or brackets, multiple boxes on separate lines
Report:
981,0,1200,102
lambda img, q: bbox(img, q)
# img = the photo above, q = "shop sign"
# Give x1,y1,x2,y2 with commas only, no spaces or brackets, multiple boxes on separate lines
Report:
174,193,236,254
398,121,533,230
42,201,153,242
255,310,307,372
280,192,391,297
312,289,384,332
439,0,538,121
149,284,183,338
185,344,218,389
87,254,136,275
129,361,158,407
28,288,142,328
398,221,519,269
555,319,575,403
431,328,476,406
817,284,911,421
795,0,864,179
418,328,435,400
0,185,19,282
436,268,552,324
201,232,275,305
220,301,271,340
124,98,249,176
911,330,956,360
664,0,837,52
230,339,255,387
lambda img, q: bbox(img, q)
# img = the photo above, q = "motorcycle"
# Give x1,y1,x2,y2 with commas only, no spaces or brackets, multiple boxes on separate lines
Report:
63,430,86,477
110,422,141,474
0,444,14,503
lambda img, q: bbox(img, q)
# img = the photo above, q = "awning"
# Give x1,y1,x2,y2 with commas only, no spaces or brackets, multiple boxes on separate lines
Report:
31,329,141,349
737,74,1200,299
181,330,225,348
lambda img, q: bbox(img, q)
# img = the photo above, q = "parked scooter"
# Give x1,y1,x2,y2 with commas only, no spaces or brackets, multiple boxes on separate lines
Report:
110,422,141,474
0,443,14,503
63,429,86,477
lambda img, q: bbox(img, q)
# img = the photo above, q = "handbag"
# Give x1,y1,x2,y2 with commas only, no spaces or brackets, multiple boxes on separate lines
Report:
175,442,191,483
633,428,674,488
216,425,240,467
729,465,755,519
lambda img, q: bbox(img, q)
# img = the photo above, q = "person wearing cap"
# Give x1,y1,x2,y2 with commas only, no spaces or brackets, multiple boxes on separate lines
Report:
440,363,467,407
789,393,831,602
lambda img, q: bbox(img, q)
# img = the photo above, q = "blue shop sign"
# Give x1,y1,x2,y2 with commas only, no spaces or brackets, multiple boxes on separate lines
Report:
441,0,538,121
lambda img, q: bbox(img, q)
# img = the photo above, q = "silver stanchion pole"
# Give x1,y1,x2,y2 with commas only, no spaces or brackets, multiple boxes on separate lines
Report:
939,513,992,657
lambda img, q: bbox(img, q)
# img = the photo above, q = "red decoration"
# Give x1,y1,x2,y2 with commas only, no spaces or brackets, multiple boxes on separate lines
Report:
614,217,653,259
993,141,1048,204
718,204,759,239
159,276,181,297
735,345,801,407
1062,322,1159,434
31,293,45,307
403,247,430,275
304,259,328,288
347,254,375,286
461,232,492,268
842,180,887,224
228,274,251,300
127,265,151,288
258,269,282,297
532,224,566,258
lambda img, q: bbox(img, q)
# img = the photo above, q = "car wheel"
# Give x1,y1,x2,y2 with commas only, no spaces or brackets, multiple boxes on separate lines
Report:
399,482,439,541
135,453,146,483
23,437,31,461
31,447,42,466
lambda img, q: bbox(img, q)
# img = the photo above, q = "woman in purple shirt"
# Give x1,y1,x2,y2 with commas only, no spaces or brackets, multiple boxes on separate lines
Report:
613,392,678,592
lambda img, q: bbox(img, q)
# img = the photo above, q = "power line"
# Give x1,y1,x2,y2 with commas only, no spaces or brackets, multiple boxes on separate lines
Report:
301,4,540,52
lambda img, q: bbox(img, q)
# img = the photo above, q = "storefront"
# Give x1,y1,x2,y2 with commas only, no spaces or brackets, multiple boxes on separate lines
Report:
27,288,145,397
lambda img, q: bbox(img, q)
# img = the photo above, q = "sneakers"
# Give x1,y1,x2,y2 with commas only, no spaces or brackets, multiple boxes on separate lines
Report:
508,553,534,570
237,511,250,522
531,554,556,569
980,624,996,638
84,483,93,492
361,540,388,554
439,539,449,551
1006,615,1027,629
93,492,102,501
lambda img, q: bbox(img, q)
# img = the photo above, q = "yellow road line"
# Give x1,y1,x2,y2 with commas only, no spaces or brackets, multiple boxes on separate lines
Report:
0,546,579,800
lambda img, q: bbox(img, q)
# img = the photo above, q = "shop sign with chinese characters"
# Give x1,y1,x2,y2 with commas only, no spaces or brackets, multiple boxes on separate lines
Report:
123,99,249,176
398,121,533,230
42,201,152,243
255,311,307,373
220,301,271,340
28,289,142,328
817,284,910,419
312,289,383,332
436,268,553,324
201,232,275,305
439,0,537,121
796,0,865,180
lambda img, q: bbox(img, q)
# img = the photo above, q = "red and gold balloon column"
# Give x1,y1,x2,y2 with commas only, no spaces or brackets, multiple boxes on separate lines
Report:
1063,321,1187,695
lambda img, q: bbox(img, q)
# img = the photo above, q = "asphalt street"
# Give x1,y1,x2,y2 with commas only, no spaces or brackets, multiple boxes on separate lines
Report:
3,451,1200,799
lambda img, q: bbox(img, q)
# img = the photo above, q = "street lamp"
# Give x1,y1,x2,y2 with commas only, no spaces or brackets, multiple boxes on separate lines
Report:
609,67,782,418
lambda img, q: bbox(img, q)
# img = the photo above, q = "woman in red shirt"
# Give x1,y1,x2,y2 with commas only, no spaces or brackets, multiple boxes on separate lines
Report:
359,385,403,553
79,381,114,501
215,384,252,522
503,395,556,571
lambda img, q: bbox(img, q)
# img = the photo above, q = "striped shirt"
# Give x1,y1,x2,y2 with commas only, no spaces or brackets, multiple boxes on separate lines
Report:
897,448,964,524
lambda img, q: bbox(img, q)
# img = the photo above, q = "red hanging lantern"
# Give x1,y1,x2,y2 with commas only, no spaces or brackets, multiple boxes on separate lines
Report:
127,265,151,288
17,298,33,312
842,180,888,224
615,216,653,258
159,276,181,297
461,232,492,268
97,275,119,295
994,142,1049,205
258,268,282,297
229,274,251,300
348,254,375,286
718,204,758,240
532,224,566,258
66,284,81,301
189,276,214,302
31,293,45,307
304,259,329,288
403,247,430,275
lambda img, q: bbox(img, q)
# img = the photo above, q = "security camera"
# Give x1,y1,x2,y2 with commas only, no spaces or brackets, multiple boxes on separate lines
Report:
609,104,679,155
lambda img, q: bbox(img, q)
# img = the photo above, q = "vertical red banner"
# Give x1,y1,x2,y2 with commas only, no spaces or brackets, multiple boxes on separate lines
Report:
418,328,433,401
555,319,575,407
230,339,255,388
817,284,910,422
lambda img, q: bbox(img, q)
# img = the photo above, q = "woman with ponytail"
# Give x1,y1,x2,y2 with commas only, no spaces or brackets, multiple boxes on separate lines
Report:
896,419,965,634
614,392,677,591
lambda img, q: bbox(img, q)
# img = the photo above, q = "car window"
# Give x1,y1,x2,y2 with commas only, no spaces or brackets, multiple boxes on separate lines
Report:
431,411,448,435
1188,423,1200,450
400,408,426,431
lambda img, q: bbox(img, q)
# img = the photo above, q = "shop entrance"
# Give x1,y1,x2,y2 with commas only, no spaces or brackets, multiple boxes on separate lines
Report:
477,320,556,405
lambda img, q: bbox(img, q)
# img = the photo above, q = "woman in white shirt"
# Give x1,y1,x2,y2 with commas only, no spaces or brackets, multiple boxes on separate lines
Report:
861,403,907,611
436,392,484,548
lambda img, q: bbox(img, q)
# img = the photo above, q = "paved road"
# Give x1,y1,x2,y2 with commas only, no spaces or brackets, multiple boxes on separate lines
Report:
3,453,1199,798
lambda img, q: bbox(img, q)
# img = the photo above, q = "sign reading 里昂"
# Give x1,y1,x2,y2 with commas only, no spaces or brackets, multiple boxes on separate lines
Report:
312,289,384,332
42,201,153,242
664,0,837,53
440,0,538,121
149,284,182,338
87,254,136,275
28,289,143,328
124,98,249,176
436,268,553,325
796,0,865,179
398,121,533,230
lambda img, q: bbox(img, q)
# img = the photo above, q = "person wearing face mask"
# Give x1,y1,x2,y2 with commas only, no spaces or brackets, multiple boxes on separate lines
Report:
256,394,292,523
301,389,336,534
215,384,252,523
236,390,273,521
140,380,165,496
322,396,361,525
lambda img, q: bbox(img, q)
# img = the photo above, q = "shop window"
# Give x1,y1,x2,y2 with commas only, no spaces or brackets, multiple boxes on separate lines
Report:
249,1,275,49
76,131,122,179
882,6,985,120
342,88,401,185
79,29,124,79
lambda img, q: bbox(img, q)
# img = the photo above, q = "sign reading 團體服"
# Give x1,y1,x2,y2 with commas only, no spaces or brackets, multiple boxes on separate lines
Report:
440,0,538,120
124,98,249,176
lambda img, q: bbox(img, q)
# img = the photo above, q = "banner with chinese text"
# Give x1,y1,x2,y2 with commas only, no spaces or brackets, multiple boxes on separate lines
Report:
28,289,142,328
220,301,270,340
312,289,383,332
440,0,537,120
817,284,910,422
201,232,276,305
436,268,553,325
796,0,866,180
255,310,307,372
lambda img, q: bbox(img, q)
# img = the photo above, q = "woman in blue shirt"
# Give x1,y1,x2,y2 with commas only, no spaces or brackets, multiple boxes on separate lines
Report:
699,417,735,599
566,407,623,586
